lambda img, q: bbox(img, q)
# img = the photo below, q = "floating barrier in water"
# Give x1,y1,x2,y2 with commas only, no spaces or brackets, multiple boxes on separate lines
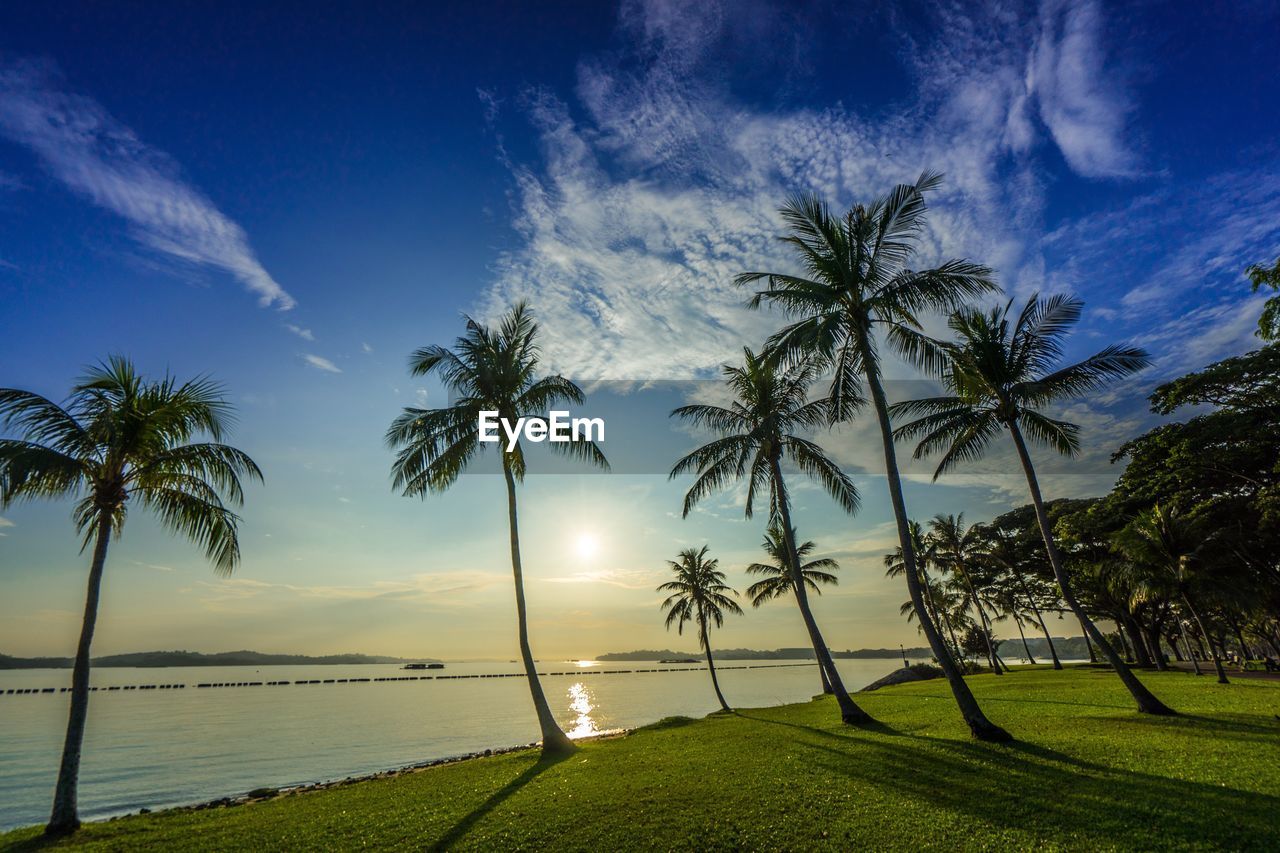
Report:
1,662,818,696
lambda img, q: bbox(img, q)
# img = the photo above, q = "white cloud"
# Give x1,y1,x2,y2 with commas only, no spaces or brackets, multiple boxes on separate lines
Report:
1029,0,1139,178
285,324,315,341
481,0,1148,380
0,515,12,537
361,342,373,353
0,60,294,309
302,354,342,374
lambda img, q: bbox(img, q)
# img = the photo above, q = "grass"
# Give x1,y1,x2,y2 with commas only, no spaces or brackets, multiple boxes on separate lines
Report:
3,666,1278,851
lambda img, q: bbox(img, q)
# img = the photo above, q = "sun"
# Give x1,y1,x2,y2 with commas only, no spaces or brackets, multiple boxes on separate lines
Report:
574,532,600,560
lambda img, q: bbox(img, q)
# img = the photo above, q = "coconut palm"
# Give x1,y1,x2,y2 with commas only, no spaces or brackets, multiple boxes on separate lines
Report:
0,357,261,836
657,546,743,712
670,348,873,724
984,527,1063,669
890,293,1174,714
746,522,841,693
738,173,1009,740
386,303,608,755
1115,505,1229,684
884,520,964,664
929,514,1003,674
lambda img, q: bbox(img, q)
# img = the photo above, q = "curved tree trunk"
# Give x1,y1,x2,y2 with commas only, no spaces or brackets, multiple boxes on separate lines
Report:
1182,595,1228,684
1007,420,1174,715
1122,614,1152,667
958,568,1002,674
1016,572,1061,669
818,659,833,694
1078,614,1098,662
865,367,1010,741
1014,616,1036,664
700,617,731,712
770,458,873,724
47,515,112,837
1179,619,1203,675
503,459,576,755
1143,623,1168,671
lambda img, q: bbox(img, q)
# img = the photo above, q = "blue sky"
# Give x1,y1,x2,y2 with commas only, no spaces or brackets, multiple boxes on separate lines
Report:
1,1,1278,660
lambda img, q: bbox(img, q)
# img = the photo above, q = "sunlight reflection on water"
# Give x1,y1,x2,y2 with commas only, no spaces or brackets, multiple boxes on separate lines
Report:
564,681,620,739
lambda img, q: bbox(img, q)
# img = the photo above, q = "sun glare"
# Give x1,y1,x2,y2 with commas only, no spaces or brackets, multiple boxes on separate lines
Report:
574,532,600,560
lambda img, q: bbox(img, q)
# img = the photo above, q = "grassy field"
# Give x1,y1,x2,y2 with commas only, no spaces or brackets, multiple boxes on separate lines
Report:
3,666,1278,851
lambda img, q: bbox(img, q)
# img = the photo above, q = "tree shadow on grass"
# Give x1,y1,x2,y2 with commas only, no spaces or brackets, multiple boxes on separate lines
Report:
429,752,571,851
760,718,1278,850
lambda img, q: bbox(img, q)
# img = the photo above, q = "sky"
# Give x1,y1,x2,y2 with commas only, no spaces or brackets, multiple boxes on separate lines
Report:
1,0,1278,661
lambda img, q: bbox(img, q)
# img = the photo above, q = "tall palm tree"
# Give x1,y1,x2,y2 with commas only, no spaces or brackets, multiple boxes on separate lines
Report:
0,357,261,836
1115,505,1229,684
670,349,873,724
386,303,608,755
890,293,1174,714
657,546,743,712
929,514,1003,674
739,173,1009,740
746,521,841,693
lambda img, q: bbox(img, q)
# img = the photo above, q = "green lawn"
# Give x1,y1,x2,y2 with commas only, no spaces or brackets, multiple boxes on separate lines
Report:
4,667,1278,851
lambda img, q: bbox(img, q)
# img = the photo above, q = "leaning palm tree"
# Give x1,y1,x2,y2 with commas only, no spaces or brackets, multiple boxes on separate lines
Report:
0,357,261,836
929,514,1003,674
386,303,608,755
746,521,841,693
670,349,873,724
1115,505,1229,684
890,293,1174,714
739,173,1009,740
658,546,743,712
984,527,1063,669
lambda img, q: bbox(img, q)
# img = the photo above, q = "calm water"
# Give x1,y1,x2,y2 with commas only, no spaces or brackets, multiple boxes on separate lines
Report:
0,658,899,830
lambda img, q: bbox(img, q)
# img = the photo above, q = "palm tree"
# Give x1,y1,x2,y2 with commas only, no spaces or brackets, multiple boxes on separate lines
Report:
0,357,261,836
670,349,873,724
984,527,1063,669
386,304,608,755
657,546,743,712
1115,505,1229,684
929,514,1003,674
890,293,1174,714
746,521,841,692
884,520,964,665
738,173,1009,741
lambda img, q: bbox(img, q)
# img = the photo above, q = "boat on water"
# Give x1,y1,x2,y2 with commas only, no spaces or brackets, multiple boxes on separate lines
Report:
402,663,445,670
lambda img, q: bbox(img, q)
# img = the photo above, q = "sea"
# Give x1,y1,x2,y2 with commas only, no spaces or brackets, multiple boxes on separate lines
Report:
0,657,911,830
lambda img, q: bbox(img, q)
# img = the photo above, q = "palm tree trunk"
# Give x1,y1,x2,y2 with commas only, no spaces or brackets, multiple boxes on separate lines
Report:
502,459,576,755
1078,614,1098,662
1182,594,1228,684
47,515,112,836
770,458,873,724
865,367,1009,741
1143,623,1168,671
1122,614,1152,667
700,616,731,712
1006,420,1174,715
1015,616,1036,664
1179,619,1203,675
818,659,833,694
1016,572,1061,669
959,568,1002,674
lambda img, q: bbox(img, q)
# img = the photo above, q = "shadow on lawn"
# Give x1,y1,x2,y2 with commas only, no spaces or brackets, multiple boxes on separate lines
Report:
429,752,571,850
742,710,1277,849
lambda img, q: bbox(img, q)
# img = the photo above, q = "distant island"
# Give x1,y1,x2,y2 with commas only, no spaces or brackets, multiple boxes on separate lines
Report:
0,650,440,669
598,637,1090,662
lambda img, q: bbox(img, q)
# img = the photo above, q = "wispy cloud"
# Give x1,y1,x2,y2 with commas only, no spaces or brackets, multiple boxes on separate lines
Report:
481,0,1144,380
302,354,342,373
0,515,13,537
0,59,294,309
285,324,315,341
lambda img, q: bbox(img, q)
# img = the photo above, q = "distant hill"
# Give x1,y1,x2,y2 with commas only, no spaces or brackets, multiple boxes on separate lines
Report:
597,647,936,661
0,650,439,669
